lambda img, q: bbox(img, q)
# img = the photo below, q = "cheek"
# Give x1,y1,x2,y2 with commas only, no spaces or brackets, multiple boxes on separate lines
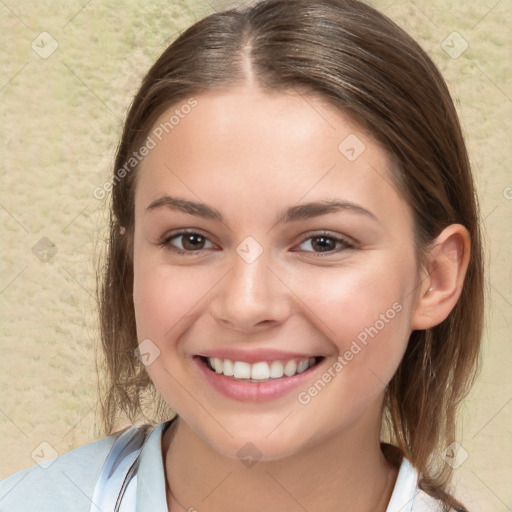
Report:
288,268,416,431
133,262,192,341
132,250,222,347
292,257,416,381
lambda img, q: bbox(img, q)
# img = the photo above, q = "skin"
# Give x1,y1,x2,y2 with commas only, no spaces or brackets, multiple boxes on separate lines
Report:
131,85,470,512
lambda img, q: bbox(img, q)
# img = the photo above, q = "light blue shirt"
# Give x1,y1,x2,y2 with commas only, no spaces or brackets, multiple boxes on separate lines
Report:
0,420,444,511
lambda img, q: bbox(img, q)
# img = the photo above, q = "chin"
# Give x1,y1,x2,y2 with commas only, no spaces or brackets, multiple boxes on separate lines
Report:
195,415,320,464
213,434,305,463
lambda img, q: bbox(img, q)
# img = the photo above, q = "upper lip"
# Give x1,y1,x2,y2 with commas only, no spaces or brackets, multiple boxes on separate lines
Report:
196,348,323,364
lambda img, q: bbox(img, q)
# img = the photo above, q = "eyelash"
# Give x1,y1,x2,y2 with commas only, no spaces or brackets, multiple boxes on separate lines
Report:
158,230,356,257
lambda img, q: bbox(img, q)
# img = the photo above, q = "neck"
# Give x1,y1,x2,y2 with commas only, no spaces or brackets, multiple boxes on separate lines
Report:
162,410,399,512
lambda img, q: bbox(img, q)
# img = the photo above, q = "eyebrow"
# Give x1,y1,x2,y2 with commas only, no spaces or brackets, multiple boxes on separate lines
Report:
145,195,377,223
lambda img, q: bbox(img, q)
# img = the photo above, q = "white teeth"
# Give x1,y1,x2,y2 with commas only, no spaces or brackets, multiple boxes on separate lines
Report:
213,357,223,374
233,361,251,379
251,362,270,380
297,359,309,373
269,360,284,378
283,360,297,377
206,356,317,380
223,359,234,376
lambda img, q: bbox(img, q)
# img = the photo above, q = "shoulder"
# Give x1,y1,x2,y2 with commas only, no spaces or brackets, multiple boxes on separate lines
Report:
0,432,118,512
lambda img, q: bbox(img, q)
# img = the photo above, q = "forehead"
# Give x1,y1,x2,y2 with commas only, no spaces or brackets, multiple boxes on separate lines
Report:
134,86,411,229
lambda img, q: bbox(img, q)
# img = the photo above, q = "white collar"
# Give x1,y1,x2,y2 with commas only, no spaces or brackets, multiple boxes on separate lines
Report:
385,457,420,512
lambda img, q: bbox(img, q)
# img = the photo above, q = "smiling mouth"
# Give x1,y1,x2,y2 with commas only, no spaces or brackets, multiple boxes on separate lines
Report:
197,355,325,382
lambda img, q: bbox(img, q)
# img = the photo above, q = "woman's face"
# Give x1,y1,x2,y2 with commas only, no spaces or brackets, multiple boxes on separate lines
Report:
132,86,422,460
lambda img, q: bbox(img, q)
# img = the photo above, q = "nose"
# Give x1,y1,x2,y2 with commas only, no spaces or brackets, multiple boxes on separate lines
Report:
210,247,292,333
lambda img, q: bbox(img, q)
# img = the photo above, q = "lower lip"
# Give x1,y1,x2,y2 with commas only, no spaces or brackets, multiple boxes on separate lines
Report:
193,356,324,402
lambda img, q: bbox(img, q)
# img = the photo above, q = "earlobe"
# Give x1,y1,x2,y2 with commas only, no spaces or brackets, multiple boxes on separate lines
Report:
411,224,471,330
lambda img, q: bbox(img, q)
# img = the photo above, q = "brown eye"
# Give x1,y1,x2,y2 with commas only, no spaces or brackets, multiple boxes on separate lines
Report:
160,231,216,254
296,233,355,255
310,236,336,252
181,233,206,250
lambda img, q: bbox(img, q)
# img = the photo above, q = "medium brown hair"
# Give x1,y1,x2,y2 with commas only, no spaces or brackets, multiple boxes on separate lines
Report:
97,1,484,509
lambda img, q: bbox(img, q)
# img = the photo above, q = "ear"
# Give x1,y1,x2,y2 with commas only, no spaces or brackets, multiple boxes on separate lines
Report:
411,224,470,330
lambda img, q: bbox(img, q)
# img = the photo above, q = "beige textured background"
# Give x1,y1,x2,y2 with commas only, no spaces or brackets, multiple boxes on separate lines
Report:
1,0,511,510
